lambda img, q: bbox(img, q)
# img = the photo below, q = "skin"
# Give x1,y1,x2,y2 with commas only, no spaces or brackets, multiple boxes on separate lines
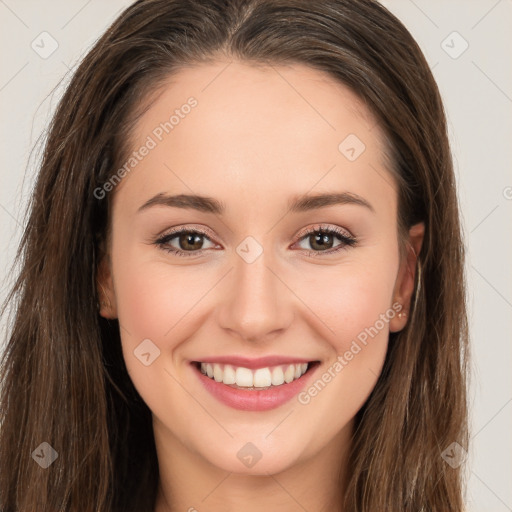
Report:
97,60,424,512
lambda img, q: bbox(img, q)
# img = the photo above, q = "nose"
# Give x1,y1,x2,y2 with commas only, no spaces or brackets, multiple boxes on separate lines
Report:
216,246,294,343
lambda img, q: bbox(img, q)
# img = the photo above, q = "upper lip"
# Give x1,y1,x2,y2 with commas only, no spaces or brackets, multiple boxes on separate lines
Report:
192,356,317,369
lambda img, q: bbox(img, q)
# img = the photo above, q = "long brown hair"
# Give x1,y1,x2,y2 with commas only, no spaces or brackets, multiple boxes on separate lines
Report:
0,0,470,510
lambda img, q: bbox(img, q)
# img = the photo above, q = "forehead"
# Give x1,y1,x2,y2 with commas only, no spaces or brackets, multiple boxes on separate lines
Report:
114,60,396,219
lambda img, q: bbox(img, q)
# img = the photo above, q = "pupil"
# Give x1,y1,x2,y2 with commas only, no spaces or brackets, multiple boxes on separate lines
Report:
313,232,333,250
181,233,202,251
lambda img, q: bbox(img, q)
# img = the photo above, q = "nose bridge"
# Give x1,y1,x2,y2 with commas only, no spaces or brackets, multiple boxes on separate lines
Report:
217,237,292,342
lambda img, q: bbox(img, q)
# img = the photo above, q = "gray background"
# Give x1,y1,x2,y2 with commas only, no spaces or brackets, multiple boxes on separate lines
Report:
0,1,511,510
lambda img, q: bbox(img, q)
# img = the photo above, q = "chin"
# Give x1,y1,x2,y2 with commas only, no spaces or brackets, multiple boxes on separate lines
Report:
199,432,309,476
209,451,298,476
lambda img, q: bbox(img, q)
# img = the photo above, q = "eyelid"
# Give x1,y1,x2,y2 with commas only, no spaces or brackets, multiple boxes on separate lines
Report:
294,223,355,241
155,223,353,245
155,224,217,242
153,223,357,257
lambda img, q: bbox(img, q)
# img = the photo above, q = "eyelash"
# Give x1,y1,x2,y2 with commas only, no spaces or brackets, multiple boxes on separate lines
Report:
154,224,357,258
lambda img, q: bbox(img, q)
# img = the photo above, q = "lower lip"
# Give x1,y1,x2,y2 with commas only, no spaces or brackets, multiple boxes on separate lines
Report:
192,362,320,411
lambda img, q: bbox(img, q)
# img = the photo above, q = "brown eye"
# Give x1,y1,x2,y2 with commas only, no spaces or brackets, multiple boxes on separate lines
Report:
154,225,356,258
155,228,217,256
308,231,336,251
295,226,357,255
176,232,205,251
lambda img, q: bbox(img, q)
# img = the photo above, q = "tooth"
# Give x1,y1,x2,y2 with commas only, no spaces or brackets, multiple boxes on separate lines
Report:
213,363,223,382
223,364,236,385
235,367,253,387
253,368,272,387
271,366,285,386
284,364,295,383
201,361,311,386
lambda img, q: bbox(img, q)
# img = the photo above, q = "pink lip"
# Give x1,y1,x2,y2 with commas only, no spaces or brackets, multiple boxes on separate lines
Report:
191,355,313,369
191,360,320,412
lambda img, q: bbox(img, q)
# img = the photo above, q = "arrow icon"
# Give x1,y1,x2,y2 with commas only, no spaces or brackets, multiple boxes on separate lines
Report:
31,31,59,59
440,31,468,59
236,236,263,263
237,442,263,467
441,441,466,468
339,134,365,161
134,339,161,366
31,442,58,468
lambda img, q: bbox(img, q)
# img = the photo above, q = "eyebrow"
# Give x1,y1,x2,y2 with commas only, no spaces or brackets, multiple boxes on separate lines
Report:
137,191,375,215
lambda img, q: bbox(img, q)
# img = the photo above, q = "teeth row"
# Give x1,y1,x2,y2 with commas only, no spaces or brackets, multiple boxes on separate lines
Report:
200,362,309,388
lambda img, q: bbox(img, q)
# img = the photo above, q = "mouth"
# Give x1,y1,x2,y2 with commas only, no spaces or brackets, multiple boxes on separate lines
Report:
190,360,321,411
192,360,319,390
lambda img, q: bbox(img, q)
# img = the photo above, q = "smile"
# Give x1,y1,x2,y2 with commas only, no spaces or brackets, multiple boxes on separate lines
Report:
198,362,309,389
191,360,321,411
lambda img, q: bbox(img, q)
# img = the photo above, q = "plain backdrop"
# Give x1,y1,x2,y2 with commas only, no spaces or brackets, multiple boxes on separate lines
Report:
0,1,511,511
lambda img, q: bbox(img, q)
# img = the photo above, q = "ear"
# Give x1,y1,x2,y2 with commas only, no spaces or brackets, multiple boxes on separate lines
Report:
389,222,424,333
96,250,118,319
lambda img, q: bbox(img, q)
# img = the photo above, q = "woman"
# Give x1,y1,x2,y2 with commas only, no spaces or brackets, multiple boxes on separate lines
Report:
0,0,469,510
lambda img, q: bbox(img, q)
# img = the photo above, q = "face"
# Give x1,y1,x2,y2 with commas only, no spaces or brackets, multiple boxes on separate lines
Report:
98,60,423,476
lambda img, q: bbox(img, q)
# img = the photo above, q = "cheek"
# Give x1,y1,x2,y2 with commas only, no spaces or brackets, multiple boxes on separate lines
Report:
111,255,213,415
292,253,398,434
113,254,210,342
296,254,398,350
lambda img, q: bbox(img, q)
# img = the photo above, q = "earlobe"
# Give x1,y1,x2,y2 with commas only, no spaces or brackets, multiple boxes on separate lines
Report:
389,222,425,333
96,253,117,319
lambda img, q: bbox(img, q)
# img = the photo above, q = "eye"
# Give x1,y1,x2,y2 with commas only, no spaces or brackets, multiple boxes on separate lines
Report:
153,224,357,258
154,227,218,257
293,224,357,256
